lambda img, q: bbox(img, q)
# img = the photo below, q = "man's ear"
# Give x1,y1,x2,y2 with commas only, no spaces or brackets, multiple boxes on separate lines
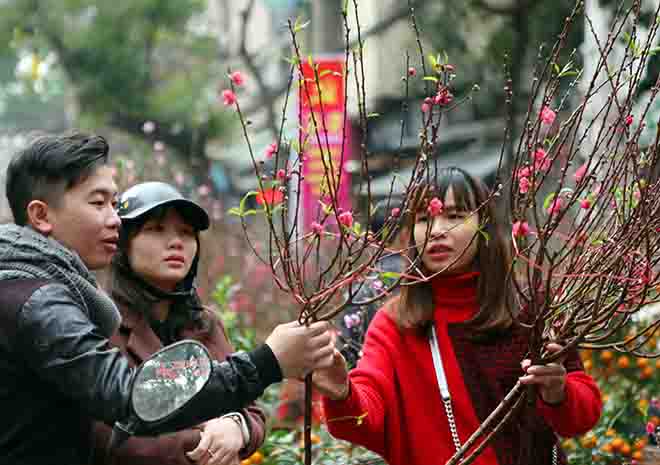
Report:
26,200,54,235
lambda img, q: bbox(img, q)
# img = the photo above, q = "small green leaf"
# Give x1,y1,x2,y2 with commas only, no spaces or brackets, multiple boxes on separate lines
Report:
380,271,400,280
243,209,258,216
423,76,438,82
240,191,258,213
543,192,556,210
227,207,241,216
427,54,437,69
367,112,380,119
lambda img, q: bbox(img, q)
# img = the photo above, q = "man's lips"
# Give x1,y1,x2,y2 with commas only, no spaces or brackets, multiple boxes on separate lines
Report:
164,255,185,264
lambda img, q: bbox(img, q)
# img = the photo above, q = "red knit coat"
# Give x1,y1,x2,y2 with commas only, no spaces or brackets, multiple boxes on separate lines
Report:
323,273,602,465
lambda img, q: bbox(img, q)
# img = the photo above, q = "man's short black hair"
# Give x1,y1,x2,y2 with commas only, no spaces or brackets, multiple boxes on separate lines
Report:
6,132,110,225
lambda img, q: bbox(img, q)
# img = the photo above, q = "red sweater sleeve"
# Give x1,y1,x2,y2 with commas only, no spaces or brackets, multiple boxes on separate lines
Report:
322,312,396,456
536,371,602,437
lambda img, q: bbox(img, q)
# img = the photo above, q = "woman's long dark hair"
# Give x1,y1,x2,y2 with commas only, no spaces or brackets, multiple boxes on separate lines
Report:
397,167,515,337
109,205,214,342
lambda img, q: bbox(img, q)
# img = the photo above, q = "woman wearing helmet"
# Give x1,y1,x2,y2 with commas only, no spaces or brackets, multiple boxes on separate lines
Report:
92,182,266,465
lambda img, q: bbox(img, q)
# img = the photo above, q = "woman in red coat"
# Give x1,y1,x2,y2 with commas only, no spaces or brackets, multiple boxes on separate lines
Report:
92,182,266,465
313,167,602,465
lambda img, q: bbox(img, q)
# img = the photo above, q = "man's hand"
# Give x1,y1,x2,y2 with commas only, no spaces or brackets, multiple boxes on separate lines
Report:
186,417,243,465
265,321,334,379
519,343,567,405
312,349,350,401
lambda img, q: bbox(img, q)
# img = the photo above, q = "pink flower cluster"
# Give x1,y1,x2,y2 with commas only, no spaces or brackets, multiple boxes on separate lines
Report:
219,70,246,107
512,221,530,238
421,87,454,113
540,106,556,125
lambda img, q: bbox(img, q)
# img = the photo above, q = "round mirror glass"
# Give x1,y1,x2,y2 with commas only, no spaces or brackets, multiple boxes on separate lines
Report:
131,340,212,422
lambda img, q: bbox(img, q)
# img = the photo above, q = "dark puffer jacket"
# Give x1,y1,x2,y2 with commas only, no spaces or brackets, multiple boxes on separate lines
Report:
0,279,281,465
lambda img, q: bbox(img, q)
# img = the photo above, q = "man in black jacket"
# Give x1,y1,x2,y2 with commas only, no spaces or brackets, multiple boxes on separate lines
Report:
0,133,334,465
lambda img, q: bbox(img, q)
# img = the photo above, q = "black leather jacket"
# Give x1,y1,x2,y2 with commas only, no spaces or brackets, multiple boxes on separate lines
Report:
0,280,281,465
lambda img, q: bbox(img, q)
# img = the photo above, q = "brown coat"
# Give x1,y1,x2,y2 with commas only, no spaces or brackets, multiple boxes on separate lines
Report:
91,303,267,465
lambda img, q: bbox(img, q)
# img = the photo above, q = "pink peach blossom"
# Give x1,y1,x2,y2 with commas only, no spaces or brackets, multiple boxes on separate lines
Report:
229,71,245,87
547,197,563,215
579,198,591,209
221,89,236,106
338,211,354,228
518,176,531,194
534,148,551,171
512,221,530,238
390,207,401,218
516,166,531,179
540,106,556,125
407,67,417,77
625,114,634,126
427,197,444,217
264,142,278,159
574,163,588,183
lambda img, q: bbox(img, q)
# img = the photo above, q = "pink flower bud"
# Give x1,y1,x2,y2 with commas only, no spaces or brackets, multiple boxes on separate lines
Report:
338,211,354,228
540,106,556,125
625,114,634,126
574,163,588,183
229,70,245,87
221,89,237,106
390,207,401,218
427,197,444,217
533,148,551,171
276,169,287,181
264,142,278,159
579,198,591,209
547,197,563,215
512,221,530,238
421,102,431,113
407,67,417,77
444,64,455,72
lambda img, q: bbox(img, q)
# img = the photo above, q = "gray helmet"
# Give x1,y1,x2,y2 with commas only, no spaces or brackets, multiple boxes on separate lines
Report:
117,182,209,230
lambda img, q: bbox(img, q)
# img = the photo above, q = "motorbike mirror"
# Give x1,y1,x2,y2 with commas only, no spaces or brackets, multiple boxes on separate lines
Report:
131,339,212,423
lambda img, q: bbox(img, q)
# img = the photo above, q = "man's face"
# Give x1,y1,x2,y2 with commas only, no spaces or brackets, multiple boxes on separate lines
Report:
47,165,120,270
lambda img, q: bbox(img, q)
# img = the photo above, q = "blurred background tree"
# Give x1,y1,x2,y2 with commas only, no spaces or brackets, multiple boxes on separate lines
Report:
0,0,233,176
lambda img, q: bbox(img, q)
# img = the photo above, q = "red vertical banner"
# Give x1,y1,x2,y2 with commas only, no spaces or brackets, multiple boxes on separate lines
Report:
298,57,352,232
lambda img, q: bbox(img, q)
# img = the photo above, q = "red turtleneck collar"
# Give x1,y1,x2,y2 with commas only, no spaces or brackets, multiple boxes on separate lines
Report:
431,271,480,324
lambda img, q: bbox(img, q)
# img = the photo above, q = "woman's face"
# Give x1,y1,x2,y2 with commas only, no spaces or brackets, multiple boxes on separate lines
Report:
128,208,198,291
413,187,480,275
